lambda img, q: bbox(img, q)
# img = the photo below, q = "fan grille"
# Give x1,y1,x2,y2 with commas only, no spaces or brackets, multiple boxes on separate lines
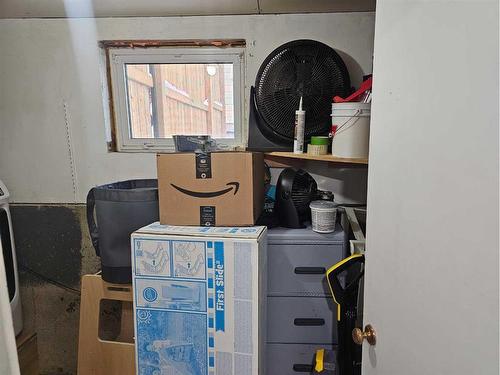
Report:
255,40,350,142
291,171,318,214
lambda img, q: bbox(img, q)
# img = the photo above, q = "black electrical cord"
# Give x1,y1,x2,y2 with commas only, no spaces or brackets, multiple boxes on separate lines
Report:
18,263,81,295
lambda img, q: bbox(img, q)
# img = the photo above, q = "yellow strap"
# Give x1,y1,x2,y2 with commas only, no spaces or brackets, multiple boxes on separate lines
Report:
315,348,325,372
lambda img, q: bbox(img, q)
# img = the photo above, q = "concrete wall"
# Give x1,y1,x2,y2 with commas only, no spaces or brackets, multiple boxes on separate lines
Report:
0,12,373,204
12,205,100,375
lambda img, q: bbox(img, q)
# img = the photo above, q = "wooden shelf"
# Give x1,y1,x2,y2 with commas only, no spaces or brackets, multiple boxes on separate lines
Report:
264,152,368,167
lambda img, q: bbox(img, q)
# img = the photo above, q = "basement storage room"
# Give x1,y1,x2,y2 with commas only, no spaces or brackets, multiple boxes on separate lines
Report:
0,0,498,375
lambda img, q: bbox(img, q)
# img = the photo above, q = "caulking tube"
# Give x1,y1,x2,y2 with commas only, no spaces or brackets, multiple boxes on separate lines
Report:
293,97,306,154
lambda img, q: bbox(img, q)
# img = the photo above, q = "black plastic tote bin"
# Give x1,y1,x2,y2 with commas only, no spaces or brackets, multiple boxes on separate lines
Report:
86,179,159,283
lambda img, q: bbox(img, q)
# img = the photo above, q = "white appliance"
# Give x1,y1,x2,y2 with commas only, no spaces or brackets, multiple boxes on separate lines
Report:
0,180,23,336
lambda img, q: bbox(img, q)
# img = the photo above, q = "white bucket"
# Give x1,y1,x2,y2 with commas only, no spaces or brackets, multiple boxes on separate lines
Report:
331,102,371,159
310,200,337,233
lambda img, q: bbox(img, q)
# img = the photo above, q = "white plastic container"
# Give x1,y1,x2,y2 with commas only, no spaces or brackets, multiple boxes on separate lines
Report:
310,200,337,233
331,102,371,158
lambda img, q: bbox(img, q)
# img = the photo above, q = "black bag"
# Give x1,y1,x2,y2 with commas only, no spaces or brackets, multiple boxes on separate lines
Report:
86,179,159,283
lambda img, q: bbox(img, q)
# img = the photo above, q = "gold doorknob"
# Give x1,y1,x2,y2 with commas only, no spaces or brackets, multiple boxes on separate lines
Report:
352,324,376,346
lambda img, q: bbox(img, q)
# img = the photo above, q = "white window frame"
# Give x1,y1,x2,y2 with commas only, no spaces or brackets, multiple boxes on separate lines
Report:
108,47,245,152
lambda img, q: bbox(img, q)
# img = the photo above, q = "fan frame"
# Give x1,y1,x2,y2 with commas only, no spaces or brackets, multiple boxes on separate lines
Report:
254,39,351,145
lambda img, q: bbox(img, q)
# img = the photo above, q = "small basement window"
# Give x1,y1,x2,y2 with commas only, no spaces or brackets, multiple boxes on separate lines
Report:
104,41,245,151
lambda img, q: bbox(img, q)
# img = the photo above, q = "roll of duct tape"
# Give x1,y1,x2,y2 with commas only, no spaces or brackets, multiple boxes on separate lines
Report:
307,144,328,155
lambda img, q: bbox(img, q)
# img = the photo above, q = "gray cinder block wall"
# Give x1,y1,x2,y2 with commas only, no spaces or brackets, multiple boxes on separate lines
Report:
11,204,100,375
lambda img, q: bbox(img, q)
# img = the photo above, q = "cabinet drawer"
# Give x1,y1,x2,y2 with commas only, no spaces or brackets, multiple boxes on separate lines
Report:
267,243,346,297
267,297,337,344
267,343,336,375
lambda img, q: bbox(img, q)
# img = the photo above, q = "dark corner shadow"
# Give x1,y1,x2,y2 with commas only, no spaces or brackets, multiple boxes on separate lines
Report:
335,49,366,90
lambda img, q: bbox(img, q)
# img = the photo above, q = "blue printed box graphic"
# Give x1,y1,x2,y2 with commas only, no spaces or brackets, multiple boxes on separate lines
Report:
136,309,207,375
134,239,171,277
136,278,207,312
172,241,206,279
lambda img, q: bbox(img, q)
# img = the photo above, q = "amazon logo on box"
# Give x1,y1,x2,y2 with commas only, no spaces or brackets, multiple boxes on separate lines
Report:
157,152,264,227
171,182,240,198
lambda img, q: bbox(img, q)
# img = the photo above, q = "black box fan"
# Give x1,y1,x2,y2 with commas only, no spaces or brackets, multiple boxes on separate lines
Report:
248,39,351,151
275,168,318,228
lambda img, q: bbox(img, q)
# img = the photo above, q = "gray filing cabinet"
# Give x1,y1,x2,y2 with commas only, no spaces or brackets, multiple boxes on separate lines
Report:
266,225,347,375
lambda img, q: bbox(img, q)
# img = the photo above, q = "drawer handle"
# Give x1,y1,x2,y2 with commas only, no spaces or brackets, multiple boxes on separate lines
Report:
294,318,325,326
294,267,326,275
293,364,314,372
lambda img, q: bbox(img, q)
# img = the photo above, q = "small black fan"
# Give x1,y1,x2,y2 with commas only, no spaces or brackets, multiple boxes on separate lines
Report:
275,168,318,228
248,39,351,151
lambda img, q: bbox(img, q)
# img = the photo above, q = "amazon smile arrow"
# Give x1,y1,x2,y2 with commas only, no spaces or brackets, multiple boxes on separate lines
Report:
171,182,240,198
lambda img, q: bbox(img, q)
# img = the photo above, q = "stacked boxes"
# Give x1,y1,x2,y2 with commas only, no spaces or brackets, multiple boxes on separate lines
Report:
132,223,267,375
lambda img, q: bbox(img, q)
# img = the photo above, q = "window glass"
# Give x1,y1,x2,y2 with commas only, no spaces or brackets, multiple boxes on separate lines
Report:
124,63,235,140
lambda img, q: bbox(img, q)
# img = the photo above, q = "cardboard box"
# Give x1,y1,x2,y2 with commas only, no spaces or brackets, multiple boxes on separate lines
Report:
132,222,267,375
157,152,264,226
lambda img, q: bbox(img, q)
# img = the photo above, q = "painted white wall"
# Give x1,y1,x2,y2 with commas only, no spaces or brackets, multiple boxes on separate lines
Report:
0,13,374,203
270,163,368,204
363,1,498,374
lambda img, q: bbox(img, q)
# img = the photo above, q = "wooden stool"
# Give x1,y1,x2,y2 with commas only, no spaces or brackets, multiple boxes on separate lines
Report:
77,274,135,375
16,329,39,375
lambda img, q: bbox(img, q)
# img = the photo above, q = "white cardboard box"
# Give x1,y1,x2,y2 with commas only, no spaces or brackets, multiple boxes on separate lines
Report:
131,222,267,375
